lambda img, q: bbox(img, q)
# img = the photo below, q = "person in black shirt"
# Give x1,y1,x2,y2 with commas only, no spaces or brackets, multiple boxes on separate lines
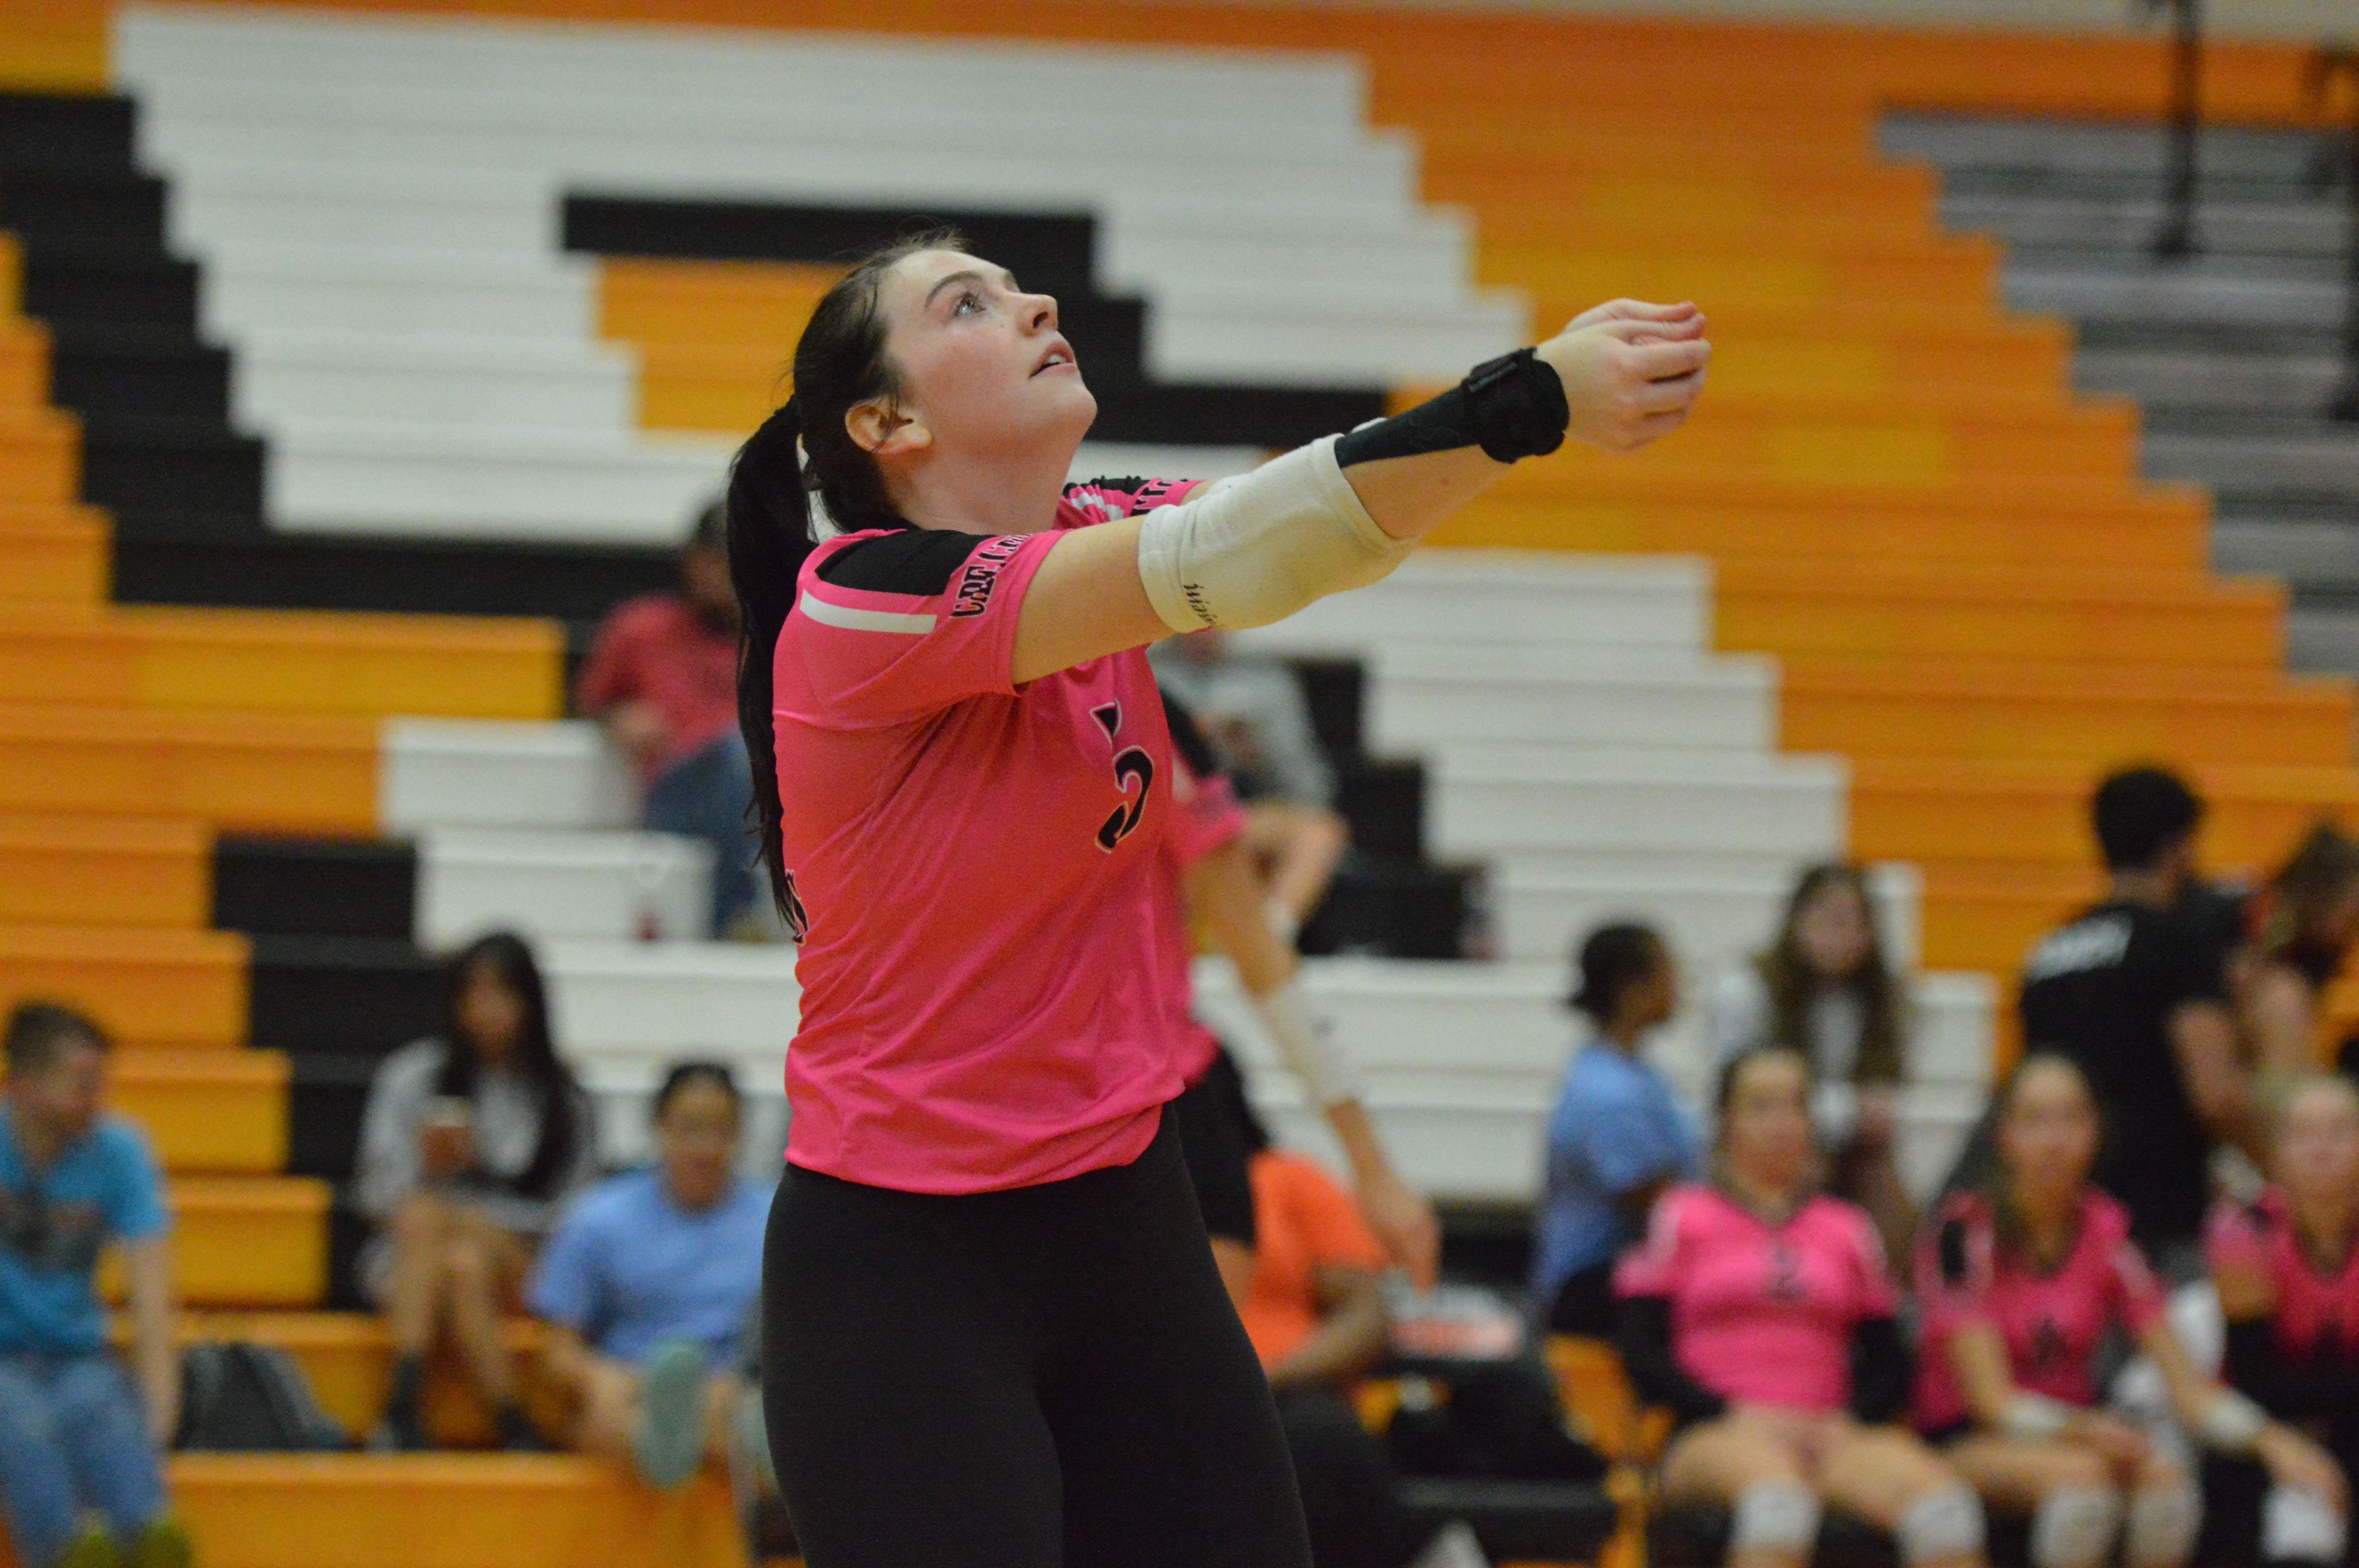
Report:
2019,768,2259,1267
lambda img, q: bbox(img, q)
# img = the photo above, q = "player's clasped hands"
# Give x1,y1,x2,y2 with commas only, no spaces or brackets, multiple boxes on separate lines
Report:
1536,298,1712,454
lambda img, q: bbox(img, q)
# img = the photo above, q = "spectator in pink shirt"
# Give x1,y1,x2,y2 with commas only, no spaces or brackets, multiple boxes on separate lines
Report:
1915,1055,2344,1568
576,502,757,936
1619,1047,1985,1568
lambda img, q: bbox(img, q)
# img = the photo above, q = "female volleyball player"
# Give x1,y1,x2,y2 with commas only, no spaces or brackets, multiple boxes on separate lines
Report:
1618,1047,1985,1568
2207,1075,2359,1568
734,231,1708,1568
1915,1055,2343,1568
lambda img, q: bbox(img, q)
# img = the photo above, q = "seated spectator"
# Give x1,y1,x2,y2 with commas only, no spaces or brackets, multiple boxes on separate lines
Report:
2232,826,2359,1082
0,1004,186,1568
1151,628,1348,935
576,500,759,937
1620,1047,1985,1568
529,1062,770,1491
1219,1071,1489,1568
358,932,597,1451
2207,1075,2359,1568
1711,864,1915,1261
1915,1055,2341,1568
1536,922,1700,1336
2020,766,2250,1266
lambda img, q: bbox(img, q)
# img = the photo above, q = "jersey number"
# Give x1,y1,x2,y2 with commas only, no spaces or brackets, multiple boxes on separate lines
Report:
1092,703,1156,852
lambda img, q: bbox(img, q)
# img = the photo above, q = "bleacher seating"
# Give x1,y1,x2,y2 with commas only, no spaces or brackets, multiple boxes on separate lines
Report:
0,0,2349,1562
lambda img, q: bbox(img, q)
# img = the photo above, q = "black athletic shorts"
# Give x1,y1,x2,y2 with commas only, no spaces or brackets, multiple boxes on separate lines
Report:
1170,1045,1258,1247
762,1109,1312,1568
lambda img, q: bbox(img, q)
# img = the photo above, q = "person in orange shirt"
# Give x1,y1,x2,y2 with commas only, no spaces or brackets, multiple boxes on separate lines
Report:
1207,1053,1486,1568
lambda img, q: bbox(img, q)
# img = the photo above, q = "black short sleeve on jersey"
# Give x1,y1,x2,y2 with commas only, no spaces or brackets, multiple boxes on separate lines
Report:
813,528,996,596
1158,688,1224,781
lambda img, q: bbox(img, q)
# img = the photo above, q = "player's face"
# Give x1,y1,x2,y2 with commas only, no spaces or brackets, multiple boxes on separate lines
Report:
657,1078,741,1211
1723,1052,1813,1195
1793,880,1872,982
874,248,1097,461
2277,1081,2359,1207
1998,1059,2099,1201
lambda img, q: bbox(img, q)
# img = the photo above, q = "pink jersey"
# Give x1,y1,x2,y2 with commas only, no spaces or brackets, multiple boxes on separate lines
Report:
2206,1190,2359,1363
1913,1188,2167,1431
772,478,1205,1193
1159,727,1250,1086
1614,1184,1899,1413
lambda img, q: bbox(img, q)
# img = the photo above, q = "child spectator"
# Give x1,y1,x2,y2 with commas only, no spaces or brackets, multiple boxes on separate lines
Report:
576,500,758,936
1619,1048,1984,1568
529,1062,770,1490
1915,1055,2340,1568
0,1003,186,1568
2207,1075,2359,1568
2019,767,2250,1263
1710,864,1914,1260
1536,922,1700,1336
358,932,596,1451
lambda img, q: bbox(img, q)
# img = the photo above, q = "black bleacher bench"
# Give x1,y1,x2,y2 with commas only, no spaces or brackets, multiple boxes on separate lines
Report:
1399,1476,1619,1566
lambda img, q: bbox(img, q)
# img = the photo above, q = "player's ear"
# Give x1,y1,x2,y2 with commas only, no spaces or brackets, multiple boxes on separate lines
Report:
847,397,931,459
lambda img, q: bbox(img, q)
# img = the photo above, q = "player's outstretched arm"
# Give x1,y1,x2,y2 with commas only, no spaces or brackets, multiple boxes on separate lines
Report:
1012,300,1708,684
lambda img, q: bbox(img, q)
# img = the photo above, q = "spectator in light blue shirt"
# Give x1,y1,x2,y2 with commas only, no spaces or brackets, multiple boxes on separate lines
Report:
1532,923,1702,1337
530,1062,770,1491
0,1003,187,1568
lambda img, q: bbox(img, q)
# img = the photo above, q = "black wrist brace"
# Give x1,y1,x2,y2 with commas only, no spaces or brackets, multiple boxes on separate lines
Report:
1333,346,1570,469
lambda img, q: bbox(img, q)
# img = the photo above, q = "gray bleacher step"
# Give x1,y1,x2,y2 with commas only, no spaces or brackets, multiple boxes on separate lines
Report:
2075,347,2348,418
1943,193,2349,259
2213,518,2359,591
2145,426,2359,499
1882,112,2340,185
2288,604,2359,674
2006,247,2350,286
2001,267,2345,330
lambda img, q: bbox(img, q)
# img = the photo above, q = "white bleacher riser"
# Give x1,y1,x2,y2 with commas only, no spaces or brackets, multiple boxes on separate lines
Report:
117,7,1525,390
1430,751,1847,859
380,719,636,833
232,333,638,433
1490,859,1926,972
1371,662,1777,754
415,828,716,948
1146,299,1527,385
165,161,557,254
269,421,732,542
119,12,1371,129
198,246,597,341
1235,554,1716,657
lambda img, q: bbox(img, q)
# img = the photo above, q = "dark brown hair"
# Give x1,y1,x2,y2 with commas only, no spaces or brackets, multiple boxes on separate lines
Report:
1755,863,1904,1086
729,230,967,927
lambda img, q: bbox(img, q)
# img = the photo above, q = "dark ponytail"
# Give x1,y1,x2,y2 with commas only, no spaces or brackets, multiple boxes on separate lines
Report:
730,227,967,929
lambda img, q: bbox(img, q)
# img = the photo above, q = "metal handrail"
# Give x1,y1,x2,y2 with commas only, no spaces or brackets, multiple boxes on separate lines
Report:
2137,0,2204,259
2309,45,2359,421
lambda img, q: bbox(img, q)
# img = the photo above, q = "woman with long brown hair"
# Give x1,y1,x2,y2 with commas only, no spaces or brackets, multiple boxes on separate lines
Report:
730,229,1709,1566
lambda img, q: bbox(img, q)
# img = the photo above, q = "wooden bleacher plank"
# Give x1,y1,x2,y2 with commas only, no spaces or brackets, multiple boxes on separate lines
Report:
0,606,564,720
0,813,209,929
0,922,248,1051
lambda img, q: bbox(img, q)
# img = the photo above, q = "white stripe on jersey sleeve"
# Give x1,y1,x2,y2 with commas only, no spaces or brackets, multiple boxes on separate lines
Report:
799,590,938,636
